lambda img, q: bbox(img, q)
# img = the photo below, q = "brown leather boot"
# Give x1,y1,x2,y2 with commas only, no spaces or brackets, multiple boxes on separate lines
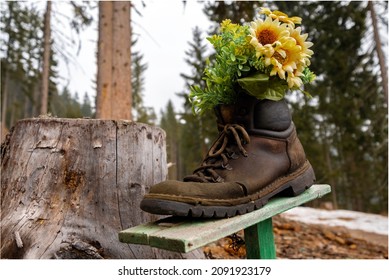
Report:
141,93,315,218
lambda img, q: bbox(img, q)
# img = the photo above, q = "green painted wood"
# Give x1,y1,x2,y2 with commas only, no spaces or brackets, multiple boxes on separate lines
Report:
119,223,162,244
244,218,276,259
119,184,331,253
118,216,187,244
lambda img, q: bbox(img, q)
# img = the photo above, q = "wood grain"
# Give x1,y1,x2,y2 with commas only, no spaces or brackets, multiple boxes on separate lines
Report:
0,118,202,259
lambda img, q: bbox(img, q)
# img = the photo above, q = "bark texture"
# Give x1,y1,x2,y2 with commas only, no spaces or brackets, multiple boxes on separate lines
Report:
368,1,388,105
96,1,132,120
0,118,203,259
40,1,51,115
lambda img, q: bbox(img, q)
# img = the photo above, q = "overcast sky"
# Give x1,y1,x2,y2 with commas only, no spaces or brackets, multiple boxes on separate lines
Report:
57,0,212,117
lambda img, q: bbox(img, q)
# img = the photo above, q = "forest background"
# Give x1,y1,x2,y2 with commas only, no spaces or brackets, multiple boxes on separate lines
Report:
1,1,388,214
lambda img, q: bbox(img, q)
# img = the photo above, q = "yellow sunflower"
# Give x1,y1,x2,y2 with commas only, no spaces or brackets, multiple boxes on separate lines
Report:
249,16,290,58
286,66,305,88
260,7,302,27
268,39,302,83
288,26,313,66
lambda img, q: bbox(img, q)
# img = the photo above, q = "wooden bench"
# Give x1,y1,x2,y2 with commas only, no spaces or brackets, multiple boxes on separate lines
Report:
119,184,331,259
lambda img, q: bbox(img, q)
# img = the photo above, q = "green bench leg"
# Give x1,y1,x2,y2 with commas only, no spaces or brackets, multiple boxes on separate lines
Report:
244,218,276,259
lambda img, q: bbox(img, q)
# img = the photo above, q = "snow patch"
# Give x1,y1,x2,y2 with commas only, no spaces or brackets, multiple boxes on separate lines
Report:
282,207,388,236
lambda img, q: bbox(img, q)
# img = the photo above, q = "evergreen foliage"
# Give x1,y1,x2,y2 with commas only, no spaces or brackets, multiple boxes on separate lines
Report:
1,2,155,130
131,38,156,125
0,2,95,129
160,27,219,180
160,100,180,180
1,2,48,126
50,87,86,118
203,1,260,30
177,27,218,179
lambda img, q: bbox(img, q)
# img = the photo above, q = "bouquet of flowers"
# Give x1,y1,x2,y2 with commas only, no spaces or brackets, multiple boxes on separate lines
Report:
190,8,316,114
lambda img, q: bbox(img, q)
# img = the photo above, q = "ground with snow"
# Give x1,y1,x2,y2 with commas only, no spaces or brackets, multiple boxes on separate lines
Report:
282,207,388,235
204,207,388,259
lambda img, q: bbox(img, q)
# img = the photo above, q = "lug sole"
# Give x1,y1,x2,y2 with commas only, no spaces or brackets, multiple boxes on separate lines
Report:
140,162,316,218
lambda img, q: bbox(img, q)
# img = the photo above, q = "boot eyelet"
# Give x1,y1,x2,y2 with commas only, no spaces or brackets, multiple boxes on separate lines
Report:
222,163,233,170
228,152,239,159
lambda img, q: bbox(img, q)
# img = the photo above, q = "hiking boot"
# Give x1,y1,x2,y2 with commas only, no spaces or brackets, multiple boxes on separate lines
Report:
140,93,315,218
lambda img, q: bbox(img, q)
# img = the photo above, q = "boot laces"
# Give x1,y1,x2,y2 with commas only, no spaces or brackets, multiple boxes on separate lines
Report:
184,124,250,183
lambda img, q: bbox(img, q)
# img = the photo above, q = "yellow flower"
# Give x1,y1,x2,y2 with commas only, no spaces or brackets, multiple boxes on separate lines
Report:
286,67,304,88
260,7,302,27
220,19,236,32
288,26,314,66
249,16,290,58
268,39,302,83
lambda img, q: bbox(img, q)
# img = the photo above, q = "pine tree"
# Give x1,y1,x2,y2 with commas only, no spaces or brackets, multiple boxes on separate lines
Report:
40,1,92,115
203,1,259,31
131,38,156,125
0,1,94,134
49,87,84,118
1,2,43,131
81,92,93,117
160,100,181,180
177,26,218,179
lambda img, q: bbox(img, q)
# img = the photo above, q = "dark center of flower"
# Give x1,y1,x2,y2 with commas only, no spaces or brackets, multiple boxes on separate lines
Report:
273,52,287,64
257,29,277,45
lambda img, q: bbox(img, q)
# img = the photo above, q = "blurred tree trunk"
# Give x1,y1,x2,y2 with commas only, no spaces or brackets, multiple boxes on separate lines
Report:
1,71,9,141
368,1,388,105
40,1,51,115
1,2,14,139
96,1,132,120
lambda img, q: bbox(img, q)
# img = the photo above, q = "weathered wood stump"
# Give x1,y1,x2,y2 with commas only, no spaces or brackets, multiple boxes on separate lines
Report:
0,118,203,259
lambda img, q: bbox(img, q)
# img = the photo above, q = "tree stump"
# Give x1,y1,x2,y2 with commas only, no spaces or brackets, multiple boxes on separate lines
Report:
0,118,203,259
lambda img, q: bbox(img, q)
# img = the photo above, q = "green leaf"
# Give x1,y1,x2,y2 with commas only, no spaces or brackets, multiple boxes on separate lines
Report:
262,82,288,101
237,72,269,96
240,72,270,82
237,72,287,100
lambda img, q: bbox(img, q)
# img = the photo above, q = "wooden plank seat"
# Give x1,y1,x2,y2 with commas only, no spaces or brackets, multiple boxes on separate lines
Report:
119,184,331,259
